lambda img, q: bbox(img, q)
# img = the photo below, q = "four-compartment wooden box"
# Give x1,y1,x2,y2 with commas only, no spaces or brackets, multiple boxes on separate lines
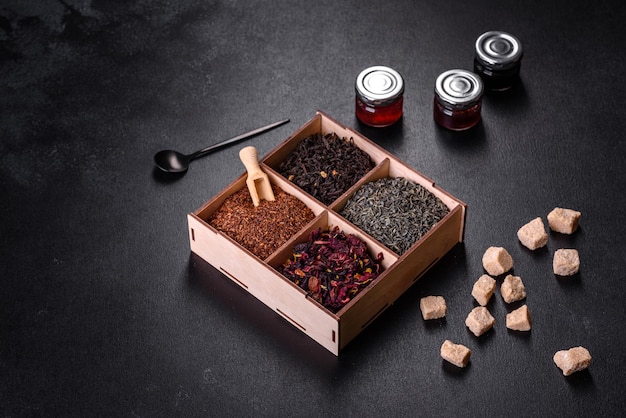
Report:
187,111,466,355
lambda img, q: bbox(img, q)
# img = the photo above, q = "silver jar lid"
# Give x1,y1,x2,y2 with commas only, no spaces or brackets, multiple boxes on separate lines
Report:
355,66,404,106
435,69,483,107
475,31,523,69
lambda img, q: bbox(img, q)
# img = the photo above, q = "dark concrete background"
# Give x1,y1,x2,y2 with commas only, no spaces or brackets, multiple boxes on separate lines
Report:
2,0,625,416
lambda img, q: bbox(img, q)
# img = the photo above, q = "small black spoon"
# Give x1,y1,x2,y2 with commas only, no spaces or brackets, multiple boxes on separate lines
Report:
153,118,290,173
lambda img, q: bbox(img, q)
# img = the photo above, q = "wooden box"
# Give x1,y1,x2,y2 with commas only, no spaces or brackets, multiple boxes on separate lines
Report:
187,111,466,355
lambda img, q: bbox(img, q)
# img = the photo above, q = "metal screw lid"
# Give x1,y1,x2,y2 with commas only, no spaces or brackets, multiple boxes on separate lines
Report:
435,69,484,107
475,31,523,69
355,66,404,106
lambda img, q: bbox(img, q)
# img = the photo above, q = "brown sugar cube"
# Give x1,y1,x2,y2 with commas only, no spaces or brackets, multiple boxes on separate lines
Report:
501,274,526,303
419,296,447,320
553,249,580,276
465,306,495,337
517,217,548,250
547,207,581,234
440,340,472,368
506,304,532,331
471,274,496,306
482,246,513,276
553,346,592,376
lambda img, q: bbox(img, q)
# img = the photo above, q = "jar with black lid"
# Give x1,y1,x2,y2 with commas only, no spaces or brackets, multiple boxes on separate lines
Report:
433,69,484,131
474,31,523,91
355,66,404,127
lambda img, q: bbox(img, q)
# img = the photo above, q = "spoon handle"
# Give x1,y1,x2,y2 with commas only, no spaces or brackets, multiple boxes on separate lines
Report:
189,118,290,160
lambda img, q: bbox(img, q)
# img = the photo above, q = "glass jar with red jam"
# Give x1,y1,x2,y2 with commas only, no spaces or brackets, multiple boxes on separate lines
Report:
433,69,484,131
355,66,404,127
474,31,523,91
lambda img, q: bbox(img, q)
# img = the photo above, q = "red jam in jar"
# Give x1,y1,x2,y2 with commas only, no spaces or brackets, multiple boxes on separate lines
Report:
433,69,483,131
355,66,404,127
474,31,523,91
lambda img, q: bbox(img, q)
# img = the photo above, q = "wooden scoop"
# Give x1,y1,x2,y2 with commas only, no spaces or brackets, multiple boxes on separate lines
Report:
239,146,275,207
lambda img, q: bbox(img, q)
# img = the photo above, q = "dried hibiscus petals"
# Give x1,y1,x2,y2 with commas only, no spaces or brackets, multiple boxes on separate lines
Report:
278,226,383,313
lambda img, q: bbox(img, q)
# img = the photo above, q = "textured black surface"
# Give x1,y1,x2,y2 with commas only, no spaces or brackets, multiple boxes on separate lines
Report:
2,1,626,416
